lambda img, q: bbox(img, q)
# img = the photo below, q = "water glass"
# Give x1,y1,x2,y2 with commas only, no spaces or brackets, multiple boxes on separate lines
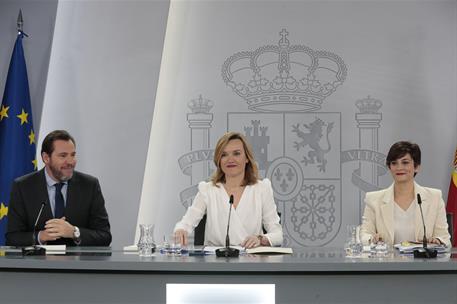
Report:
344,225,363,257
370,240,388,257
159,233,196,256
170,234,182,256
159,234,181,256
159,235,171,255
181,234,195,255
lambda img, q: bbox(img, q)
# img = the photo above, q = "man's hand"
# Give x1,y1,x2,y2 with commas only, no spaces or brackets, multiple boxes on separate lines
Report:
38,230,60,243
43,217,75,239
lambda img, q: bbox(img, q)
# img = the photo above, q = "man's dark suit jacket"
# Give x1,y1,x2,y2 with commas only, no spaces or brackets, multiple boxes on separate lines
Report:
6,169,112,246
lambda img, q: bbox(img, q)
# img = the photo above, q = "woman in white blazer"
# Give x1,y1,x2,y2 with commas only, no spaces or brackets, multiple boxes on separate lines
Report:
361,141,450,247
174,132,283,249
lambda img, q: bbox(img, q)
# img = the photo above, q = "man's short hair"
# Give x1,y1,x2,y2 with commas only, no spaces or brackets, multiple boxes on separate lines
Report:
41,130,76,155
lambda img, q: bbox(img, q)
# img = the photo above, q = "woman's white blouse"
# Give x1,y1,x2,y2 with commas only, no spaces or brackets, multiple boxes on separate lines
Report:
174,178,283,246
393,202,416,244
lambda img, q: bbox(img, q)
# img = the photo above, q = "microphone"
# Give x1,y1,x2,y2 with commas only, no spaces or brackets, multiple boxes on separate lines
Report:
22,202,47,256
225,195,233,247
216,195,240,257
413,194,437,258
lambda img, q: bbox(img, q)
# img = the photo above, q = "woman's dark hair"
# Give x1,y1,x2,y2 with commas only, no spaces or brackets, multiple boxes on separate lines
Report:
386,141,421,172
41,130,76,155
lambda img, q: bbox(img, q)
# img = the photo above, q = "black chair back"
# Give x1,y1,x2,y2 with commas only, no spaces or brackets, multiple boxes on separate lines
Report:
194,214,207,246
447,212,454,245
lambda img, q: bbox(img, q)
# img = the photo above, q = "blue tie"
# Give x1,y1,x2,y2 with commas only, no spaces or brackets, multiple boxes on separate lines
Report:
54,183,65,218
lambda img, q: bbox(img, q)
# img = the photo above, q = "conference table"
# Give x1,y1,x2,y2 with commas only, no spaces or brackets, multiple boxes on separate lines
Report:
0,246,456,303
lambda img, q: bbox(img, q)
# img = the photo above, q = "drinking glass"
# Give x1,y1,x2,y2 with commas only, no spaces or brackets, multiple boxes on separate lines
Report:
344,225,363,257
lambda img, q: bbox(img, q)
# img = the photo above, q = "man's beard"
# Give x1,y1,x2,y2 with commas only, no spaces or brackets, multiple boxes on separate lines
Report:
49,163,74,182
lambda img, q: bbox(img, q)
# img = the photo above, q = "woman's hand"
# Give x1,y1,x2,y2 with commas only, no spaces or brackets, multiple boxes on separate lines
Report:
371,233,383,244
241,235,261,249
428,237,443,245
174,229,188,246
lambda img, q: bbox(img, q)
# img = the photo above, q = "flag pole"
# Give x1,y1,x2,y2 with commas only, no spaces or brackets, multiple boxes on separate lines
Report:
17,9,23,33
17,9,28,36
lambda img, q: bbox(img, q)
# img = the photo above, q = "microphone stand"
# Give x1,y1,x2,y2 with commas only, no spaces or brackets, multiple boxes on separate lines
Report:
413,194,437,258
216,195,240,257
22,202,47,256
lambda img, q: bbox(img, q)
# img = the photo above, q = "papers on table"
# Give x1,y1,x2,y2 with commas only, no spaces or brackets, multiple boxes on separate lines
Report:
394,242,448,254
38,245,66,255
246,246,293,255
123,245,138,252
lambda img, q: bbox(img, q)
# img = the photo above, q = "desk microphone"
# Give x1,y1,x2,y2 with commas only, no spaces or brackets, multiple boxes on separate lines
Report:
413,194,437,258
216,195,240,257
22,201,47,256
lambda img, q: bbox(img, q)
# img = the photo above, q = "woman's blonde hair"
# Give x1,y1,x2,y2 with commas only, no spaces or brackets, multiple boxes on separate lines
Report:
211,132,259,186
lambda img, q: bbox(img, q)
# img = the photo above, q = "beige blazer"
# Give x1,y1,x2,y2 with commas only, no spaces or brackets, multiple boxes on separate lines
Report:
360,182,451,247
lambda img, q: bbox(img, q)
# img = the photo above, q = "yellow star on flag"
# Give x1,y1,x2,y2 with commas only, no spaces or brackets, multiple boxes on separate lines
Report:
16,108,29,125
0,202,8,220
0,104,9,121
32,159,38,170
29,129,36,145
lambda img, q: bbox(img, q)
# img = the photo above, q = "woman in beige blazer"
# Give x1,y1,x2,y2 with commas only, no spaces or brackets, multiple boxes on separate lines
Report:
360,141,451,247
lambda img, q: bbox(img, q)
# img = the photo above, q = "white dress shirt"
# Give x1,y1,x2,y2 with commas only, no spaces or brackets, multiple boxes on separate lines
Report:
44,168,68,217
174,178,283,246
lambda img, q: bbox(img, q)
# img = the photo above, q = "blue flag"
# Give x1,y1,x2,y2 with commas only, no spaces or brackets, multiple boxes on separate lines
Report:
0,32,37,245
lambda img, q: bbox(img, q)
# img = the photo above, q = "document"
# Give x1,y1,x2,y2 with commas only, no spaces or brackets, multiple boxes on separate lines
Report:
246,246,293,255
38,245,66,255
394,242,448,253
123,245,138,252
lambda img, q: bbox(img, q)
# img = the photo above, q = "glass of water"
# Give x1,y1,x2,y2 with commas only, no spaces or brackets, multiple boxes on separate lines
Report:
344,225,363,257
170,234,182,256
160,234,182,256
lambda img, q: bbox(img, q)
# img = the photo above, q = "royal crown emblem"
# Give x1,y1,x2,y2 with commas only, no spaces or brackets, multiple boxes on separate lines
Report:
355,95,382,114
188,95,214,114
222,29,347,112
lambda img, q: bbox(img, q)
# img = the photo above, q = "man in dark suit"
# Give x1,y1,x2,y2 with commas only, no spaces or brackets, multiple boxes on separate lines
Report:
6,130,111,246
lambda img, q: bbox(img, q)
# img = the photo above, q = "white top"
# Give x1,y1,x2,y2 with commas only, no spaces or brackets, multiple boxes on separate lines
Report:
393,201,416,244
174,179,283,246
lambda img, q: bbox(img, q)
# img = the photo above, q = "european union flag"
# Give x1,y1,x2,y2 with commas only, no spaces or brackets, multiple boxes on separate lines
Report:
0,32,36,245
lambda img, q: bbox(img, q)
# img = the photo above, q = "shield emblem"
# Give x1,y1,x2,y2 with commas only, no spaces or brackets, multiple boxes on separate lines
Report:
228,112,341,246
